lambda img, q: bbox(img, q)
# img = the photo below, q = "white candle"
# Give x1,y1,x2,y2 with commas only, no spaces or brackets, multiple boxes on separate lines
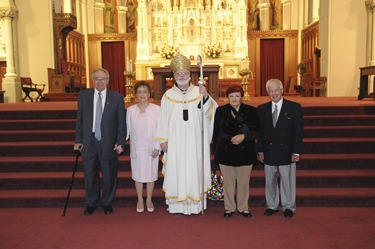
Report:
130,60,133,72
126,57,129,71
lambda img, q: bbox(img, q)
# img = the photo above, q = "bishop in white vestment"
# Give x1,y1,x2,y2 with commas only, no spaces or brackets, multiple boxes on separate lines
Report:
156,53,218,215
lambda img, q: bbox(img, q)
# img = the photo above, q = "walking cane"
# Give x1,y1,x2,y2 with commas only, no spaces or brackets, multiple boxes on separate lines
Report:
197,55,205,215
62,150,81,217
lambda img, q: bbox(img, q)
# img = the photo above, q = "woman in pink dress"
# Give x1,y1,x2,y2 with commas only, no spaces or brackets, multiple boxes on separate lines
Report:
126,81,160,212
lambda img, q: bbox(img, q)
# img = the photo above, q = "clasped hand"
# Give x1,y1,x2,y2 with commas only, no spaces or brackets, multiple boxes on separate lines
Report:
113,144,123,154
231,134,245,145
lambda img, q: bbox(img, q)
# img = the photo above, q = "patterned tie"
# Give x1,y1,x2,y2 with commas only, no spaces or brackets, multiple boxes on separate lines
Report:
95,92,102,140
272,104,278,127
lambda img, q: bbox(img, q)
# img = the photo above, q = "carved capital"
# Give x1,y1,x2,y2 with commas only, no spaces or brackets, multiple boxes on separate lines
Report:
365,0,375,12
258,2,270,10
0,9,16,19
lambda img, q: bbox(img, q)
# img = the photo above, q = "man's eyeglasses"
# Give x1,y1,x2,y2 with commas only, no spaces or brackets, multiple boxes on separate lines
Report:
174,72,190,76
94,77,107,81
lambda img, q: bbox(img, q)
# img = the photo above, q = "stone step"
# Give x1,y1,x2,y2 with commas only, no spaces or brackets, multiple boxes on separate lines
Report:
1,170,374,190
1,115,374,131
1,153,375,172
2,125,375,142
1,137,374,156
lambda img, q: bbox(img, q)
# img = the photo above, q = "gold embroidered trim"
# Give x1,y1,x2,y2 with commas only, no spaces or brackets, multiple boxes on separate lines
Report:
155,137,167,142
164,93,200,103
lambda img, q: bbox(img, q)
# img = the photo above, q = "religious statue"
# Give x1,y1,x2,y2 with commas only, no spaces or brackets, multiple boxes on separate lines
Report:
249,0,259,30
105,0,117,33
270,0,282,30
127,0,137,32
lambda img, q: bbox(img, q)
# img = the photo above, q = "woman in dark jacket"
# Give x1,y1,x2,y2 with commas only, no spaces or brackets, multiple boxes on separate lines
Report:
212,84,260,218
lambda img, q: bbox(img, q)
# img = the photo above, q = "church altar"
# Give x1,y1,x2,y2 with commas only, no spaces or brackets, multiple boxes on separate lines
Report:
134,0,249,81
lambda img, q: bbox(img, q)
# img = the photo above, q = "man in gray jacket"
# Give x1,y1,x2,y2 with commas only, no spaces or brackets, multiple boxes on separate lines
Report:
74,67,126,216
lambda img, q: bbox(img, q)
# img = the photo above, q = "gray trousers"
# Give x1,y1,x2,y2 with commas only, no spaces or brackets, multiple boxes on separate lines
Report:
82,134,119,207
264,163,296,211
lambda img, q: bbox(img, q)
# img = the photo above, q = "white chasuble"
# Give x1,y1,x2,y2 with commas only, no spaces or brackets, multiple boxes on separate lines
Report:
156,84,218,214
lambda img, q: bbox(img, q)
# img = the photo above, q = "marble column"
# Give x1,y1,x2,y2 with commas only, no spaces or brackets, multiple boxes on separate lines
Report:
282,0,291,30
366,0,375,66
117,5,127,33
1,8,22,103
259,2,270,31
94,2,105,33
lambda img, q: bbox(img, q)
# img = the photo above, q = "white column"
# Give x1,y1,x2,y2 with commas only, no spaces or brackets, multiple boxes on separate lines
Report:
366,0,375,66
259,2,270,31
117,5,127,33
86,0,96,33
0,7,22,103
136,0,150,61
282,0,291,30
3,14,16,77
94,1,105,34
234,0,248,58
81,0,91,85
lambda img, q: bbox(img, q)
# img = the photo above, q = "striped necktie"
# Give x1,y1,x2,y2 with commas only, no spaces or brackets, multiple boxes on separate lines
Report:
272,104,278,127
95,92,102,140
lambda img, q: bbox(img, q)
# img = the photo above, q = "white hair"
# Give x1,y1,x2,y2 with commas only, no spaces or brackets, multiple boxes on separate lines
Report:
266,79,283,92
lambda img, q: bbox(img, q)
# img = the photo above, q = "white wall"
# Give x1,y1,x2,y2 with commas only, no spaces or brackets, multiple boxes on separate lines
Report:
320,0,367,97
16,0,54,90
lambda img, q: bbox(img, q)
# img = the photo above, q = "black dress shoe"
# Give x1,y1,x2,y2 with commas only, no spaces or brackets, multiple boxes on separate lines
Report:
264,208,279,216
84,206,96,216
284,209,294,218
238,211,252,218
223,211,233,218
103,205,113,215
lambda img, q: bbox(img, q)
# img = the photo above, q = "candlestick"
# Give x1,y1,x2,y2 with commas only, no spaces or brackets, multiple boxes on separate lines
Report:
124,71,135,103
126,57,130,71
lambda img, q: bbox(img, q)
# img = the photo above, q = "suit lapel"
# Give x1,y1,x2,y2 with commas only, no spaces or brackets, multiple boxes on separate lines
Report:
102,90,112,118
277,99,290,127
87,89,95,122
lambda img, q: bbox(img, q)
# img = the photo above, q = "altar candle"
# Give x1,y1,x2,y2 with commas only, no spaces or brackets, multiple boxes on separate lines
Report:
126,57,130,71
130,59,133,72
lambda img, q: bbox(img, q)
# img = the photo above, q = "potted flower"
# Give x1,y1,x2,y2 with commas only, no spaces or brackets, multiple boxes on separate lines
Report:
204,44,223,58
160,44,178,59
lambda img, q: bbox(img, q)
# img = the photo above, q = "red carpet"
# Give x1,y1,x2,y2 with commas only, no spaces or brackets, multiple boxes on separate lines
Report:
0,207,374,249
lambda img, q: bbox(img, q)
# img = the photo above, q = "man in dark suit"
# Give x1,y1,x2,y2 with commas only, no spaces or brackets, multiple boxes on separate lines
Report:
257,79,303,218
74,68,126,216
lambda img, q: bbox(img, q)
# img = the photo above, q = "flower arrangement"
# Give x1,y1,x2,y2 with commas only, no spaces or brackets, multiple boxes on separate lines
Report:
207,171,224,201
160,44,178,59
204,43,223,58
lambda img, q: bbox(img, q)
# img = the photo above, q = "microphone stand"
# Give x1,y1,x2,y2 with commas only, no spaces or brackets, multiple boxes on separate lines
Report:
196,55,206,215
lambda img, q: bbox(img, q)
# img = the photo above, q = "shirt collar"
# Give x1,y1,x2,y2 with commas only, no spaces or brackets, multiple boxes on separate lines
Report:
95,88,107,97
